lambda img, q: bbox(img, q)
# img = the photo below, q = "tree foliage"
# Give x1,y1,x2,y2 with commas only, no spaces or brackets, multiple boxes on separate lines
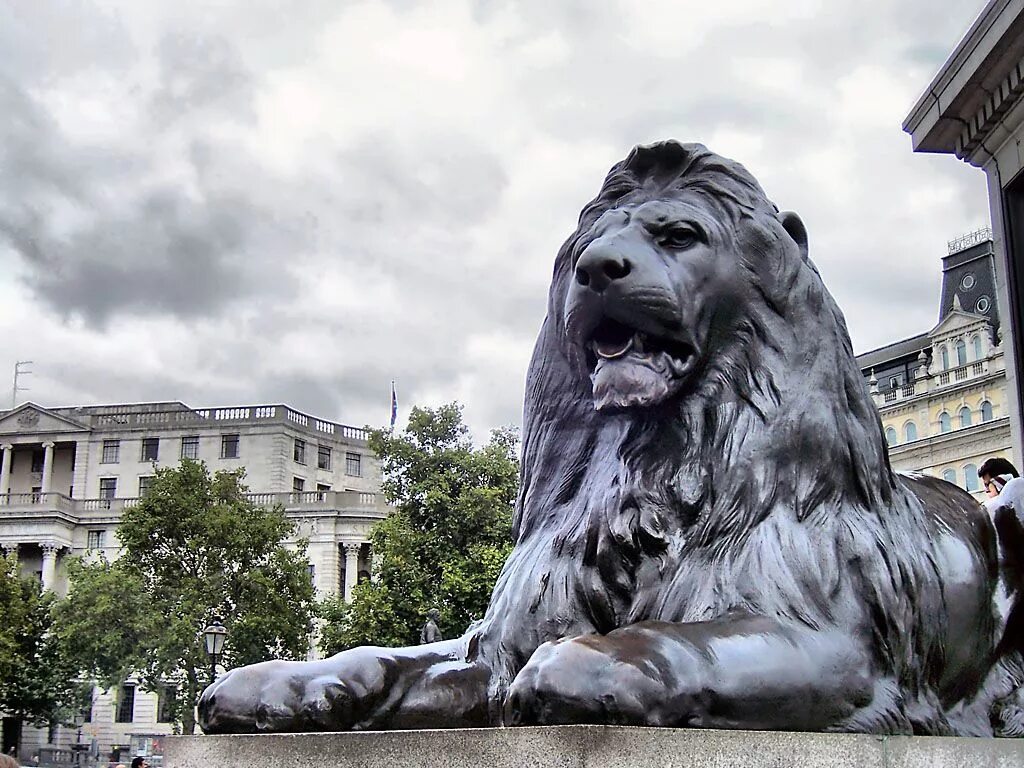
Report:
0,554,90,727
319,403,518,654
55,460,316,734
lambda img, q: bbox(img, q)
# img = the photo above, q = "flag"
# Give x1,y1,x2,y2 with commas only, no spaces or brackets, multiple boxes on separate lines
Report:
390,380,398,431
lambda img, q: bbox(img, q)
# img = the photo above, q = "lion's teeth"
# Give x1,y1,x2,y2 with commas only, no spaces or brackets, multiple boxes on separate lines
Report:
594,336,633,359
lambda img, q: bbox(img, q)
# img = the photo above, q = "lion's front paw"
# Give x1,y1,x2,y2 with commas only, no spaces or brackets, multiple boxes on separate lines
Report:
504,636,663,727
198,661,356,733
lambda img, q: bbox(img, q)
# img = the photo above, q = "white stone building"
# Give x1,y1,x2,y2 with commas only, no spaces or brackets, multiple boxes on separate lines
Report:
0,400,389,764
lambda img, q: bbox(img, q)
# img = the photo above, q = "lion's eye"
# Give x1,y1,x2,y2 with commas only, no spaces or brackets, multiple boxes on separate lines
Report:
658,227,700,250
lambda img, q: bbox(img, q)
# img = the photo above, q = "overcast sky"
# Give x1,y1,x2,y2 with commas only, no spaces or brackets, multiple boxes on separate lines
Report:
0,0,992,439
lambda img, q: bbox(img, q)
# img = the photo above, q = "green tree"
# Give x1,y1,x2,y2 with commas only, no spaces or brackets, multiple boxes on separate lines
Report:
0,554,90,730
55,459,316,734
319,403,518,654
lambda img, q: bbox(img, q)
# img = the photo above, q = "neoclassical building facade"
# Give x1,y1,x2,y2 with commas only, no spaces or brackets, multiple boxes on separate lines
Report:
856,232,1016,496
0,400,388,762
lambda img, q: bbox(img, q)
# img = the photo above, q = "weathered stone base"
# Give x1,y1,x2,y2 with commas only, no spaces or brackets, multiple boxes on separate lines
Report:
165,725,1024,768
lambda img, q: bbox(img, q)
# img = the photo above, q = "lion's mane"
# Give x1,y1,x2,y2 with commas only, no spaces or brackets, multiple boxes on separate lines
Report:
479,142,1004,733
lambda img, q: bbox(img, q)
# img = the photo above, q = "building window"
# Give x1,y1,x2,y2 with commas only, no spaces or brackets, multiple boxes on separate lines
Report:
955,339,967,367
938,412,951,433
318,445,332,471
964,465,979,492
307,563,316,584
31,449,45,473
940,345,950,370
101,439,120,464
220,434,240,459
884,427,897,447
293,438,306,464
180,436,199,459
87,530,105,550
942,469,957,485
959,406,972,428
903,422,917,442
976,295,991,314
972,335,983,360
138,476,154,497
116,684,135,723
292,477,305,493
888,376,898,390
961,273,976,290
81,698,92,723
99,477,117,500
140,438,159,462
981,401,994,421
157,686,176,724
345,452,362,477
317,482,330,501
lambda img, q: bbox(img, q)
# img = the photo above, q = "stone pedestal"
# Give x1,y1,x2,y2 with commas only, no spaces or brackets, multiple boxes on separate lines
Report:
165,725,1024,768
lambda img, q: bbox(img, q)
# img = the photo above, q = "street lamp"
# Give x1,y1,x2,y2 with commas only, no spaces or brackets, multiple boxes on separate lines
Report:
71,713,84,768
202,617,227,682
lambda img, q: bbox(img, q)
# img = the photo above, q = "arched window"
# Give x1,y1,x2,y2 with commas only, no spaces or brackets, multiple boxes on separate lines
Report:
939,412,951,433
942,468,957,484
903,421,917,442
959,406,972,427
888,376,898,390
981,401,993,421
955,339,967,367
964,465,979,492
884,427,898,447
972,335,983,360
940,345,950,370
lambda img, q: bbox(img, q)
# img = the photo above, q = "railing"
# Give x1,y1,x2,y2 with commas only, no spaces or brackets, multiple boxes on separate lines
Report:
947,226,992,255
78,403,370,441
0,490,387,516
935,362,987,389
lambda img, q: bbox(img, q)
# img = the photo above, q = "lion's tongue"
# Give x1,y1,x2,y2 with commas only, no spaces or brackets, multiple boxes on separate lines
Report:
591,353,670,410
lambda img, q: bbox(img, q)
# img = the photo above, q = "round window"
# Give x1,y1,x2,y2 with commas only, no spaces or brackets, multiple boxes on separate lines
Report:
976,295,991,314
961,273,976,290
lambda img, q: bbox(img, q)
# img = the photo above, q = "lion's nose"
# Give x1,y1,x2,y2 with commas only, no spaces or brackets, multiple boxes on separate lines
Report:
575,246,631,293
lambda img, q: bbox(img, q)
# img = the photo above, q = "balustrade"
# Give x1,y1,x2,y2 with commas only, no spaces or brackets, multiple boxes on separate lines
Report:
0,489,387,518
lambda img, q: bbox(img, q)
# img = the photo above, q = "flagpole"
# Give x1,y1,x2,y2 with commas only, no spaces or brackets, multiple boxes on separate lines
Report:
390,379,398,432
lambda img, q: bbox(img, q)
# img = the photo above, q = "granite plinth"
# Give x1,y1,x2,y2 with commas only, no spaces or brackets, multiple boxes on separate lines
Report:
165,726,1024,768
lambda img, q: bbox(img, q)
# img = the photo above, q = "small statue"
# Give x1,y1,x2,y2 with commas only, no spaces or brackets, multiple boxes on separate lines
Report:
419,608,442,644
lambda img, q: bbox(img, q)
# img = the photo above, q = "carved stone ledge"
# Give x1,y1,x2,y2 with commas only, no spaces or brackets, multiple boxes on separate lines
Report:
166,726,1024,768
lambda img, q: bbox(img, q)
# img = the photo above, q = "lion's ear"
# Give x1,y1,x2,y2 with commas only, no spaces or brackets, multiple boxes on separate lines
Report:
778,211,809,262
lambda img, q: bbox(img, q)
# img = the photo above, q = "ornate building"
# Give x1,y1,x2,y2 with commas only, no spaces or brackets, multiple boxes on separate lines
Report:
903,0,1024,462
0,400,389,763
856,231,1016,497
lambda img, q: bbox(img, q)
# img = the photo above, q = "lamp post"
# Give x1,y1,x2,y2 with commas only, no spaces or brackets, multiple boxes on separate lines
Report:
71,713,84,768
202,617,227,683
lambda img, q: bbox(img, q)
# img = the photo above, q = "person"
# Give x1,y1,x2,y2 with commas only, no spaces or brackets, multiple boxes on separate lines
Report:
130,757,148,768
0,753,18,768
419,608,442,644
979,456,1019,495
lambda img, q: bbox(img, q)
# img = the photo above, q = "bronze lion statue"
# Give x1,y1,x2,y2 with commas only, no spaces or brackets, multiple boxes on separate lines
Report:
199,141,1023,736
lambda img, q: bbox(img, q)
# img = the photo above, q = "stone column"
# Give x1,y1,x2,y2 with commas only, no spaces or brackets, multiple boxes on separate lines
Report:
343,543,361,604
40,542,59,591
40,441,55,495
0,443,12,496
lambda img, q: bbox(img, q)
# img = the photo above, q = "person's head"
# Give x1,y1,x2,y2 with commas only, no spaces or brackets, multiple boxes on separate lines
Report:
130,757,147,768
978,457,1020,497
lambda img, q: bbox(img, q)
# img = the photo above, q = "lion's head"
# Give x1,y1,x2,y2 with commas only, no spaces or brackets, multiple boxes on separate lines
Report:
560,141,811,411
512,140,893,559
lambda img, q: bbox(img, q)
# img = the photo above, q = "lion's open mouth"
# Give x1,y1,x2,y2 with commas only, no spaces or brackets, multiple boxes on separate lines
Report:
588,317,695,373
583,317,697,410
